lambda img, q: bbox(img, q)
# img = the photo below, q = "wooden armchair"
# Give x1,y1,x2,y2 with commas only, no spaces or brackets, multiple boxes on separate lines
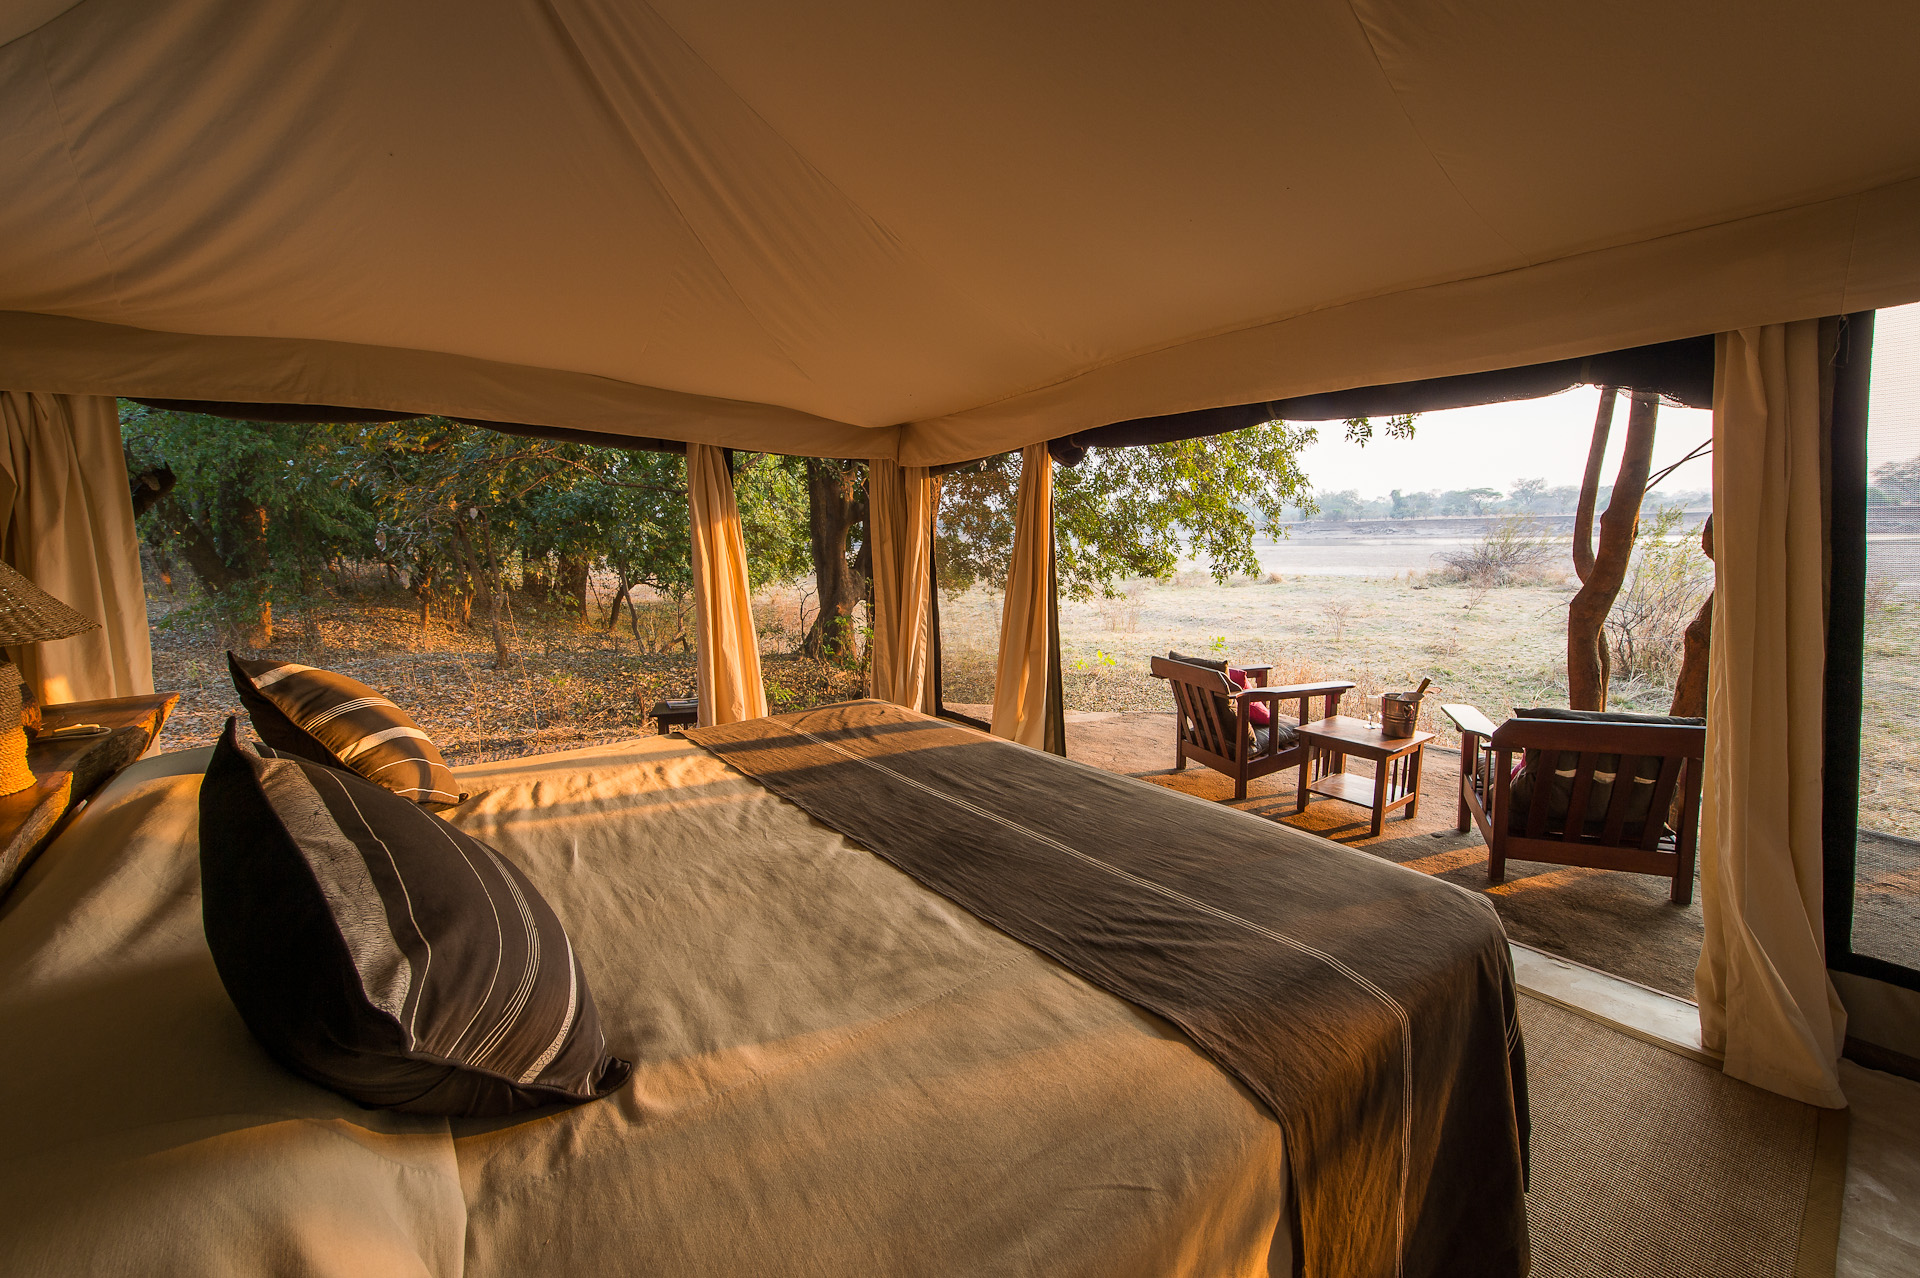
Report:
1150,656,1353,800
1442,704,1706,905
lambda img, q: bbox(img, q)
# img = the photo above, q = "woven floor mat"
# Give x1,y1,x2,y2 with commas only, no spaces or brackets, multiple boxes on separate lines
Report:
1521,994,1848,1277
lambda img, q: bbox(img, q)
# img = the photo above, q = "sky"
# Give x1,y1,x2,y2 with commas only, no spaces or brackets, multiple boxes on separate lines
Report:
1288,301,1920,500
1869,301,1920,471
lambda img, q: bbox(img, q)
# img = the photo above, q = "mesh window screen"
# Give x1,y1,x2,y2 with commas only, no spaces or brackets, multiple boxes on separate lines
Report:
1856,302,1920,971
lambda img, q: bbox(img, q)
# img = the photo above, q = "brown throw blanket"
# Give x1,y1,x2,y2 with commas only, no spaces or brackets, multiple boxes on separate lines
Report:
687,702,1529,1278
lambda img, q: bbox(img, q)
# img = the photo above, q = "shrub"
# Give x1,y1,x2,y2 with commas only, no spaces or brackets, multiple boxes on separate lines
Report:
1095,582,1145,632
1320,599,1356,642
1432,515,1561,587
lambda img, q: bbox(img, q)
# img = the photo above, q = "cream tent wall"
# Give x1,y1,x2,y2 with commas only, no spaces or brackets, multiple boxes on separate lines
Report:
2,1,1919,456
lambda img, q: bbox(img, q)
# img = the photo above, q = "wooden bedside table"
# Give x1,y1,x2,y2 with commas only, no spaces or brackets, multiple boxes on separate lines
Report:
0,692,179,898
1295,714,1435,838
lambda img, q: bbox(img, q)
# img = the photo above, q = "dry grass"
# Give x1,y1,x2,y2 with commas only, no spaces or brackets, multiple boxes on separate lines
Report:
1862,589,1920,839
938,574,1593,742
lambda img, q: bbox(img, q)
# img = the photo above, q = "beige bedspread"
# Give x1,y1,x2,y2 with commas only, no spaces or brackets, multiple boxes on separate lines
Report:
0,735,1289,1277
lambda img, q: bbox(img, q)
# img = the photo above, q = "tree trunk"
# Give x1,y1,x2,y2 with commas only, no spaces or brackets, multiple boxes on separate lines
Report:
127,461,176,518
1567,391,1659,710
1573,385,1619,584
606,577,634,633
478,513,512,670
557,554,590,618
449,520,479,628
237,498,272,647
155,496,241,595
1669,515,1715,718
1669,597,1712,717
802,459,867,660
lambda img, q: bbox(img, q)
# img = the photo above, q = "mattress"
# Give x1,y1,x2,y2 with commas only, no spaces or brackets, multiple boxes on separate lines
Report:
0,735,1290,1277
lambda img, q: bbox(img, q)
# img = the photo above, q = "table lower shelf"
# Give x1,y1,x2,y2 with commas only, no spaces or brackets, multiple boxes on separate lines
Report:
1305,771,1403,806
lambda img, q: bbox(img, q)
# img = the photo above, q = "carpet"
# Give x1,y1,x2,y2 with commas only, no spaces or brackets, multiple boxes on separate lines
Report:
1522,994,1848,1278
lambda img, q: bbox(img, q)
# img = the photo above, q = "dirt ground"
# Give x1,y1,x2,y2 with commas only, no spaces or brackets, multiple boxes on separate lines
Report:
147,587,864,765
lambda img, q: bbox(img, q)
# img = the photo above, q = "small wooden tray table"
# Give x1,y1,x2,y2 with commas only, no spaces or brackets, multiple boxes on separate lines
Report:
1295,714,1435,838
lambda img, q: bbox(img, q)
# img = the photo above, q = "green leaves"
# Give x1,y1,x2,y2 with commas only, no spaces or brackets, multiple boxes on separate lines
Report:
1343,414,1416,447
122,407,812,618
936,420,1319,600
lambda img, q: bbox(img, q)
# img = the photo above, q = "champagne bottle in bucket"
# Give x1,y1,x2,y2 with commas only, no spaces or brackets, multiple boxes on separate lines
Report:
1381,678,1431,739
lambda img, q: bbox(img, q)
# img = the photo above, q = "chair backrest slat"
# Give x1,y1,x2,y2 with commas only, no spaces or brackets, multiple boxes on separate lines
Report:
1523,750,1554,839
1168,681,1197,748
1641,754,1686,850
1598,753,1638,847
1674,759,1704,849
1151,656,1238,760
1560,752,1598,843
1198,686,1225,756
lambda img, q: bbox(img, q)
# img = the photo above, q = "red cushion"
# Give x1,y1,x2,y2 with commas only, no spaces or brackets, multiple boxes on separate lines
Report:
1227,668,1271,725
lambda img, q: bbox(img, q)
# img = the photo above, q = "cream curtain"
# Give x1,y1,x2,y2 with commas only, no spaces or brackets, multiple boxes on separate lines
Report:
0,392,153,703
867,459,936,712
990,445,1052,748
1696,321,1847,1108
686,444,767,727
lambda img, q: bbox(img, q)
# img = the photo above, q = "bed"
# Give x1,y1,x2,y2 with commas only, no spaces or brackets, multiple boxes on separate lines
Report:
0,704,1526,1277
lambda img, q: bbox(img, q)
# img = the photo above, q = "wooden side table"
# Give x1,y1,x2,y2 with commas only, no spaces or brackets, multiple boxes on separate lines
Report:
0,692,179,898
1295,715,1435,838
649,698,699,734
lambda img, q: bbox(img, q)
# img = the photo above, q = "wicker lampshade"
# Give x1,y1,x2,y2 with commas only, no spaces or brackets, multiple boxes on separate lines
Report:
0,559,97,646
0,561,98,796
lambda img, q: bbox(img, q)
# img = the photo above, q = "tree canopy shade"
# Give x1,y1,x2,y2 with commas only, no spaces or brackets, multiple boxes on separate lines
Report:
123,408,810,654
5,3,1920,463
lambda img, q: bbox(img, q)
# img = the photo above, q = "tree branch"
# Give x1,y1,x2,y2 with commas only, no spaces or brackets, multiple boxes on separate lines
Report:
1573,385,1618,584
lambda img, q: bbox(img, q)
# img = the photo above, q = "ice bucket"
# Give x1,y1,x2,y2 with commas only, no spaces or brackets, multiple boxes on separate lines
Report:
1379,678,1431,739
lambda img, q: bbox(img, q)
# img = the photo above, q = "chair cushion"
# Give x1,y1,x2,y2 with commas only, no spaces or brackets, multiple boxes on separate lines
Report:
1506,708,1702,839
1227,668,1272,726
1512,706,1705,727
198,718,632,1116
229,653,464,807
1257,721,1300,755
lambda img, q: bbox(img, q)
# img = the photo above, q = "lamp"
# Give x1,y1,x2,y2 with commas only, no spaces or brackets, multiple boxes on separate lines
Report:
0,559,98,796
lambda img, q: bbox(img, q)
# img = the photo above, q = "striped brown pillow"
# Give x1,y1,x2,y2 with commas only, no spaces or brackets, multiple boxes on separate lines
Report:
200,719,631,1115
229,653,464,807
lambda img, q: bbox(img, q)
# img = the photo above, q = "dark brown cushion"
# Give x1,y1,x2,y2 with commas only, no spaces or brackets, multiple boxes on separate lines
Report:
229,652,464,807
1506,708,1703,839
199,719,631,1116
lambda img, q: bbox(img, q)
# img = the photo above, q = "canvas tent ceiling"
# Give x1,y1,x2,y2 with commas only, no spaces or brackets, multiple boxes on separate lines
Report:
2,0,1918,464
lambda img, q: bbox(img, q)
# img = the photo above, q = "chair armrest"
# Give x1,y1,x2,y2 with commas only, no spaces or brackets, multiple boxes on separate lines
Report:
1237,663,1273,687
1440,702,1498,739
1262,680,1357,698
